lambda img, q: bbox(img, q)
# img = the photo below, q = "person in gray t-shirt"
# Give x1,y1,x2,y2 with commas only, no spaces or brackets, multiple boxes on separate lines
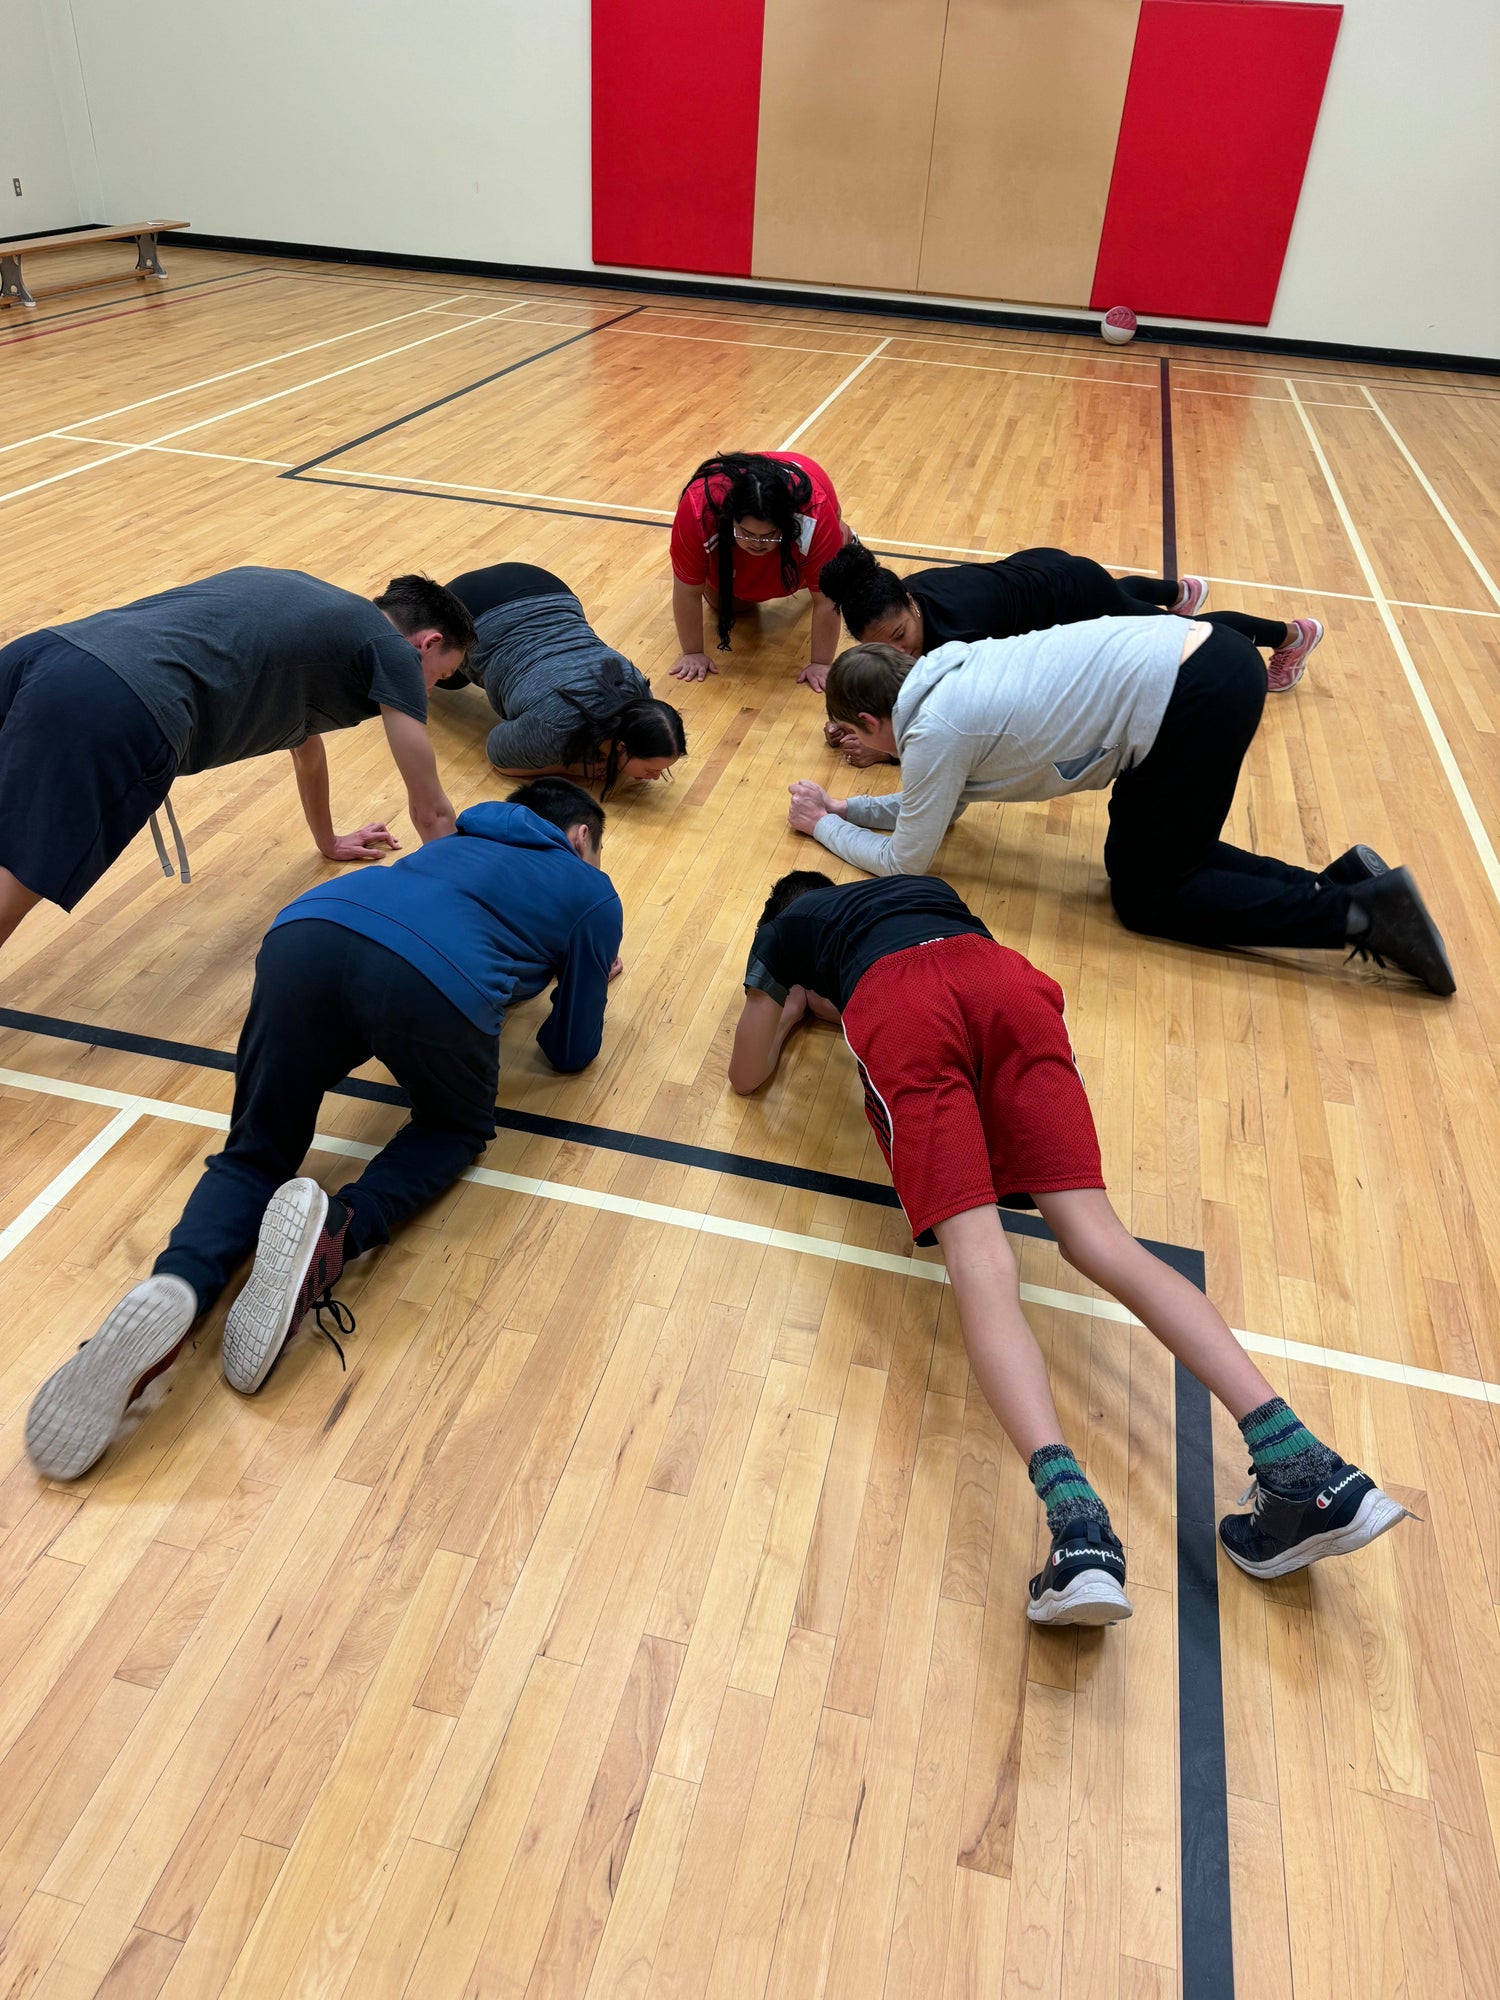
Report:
442,563,686,796
0,567,476,956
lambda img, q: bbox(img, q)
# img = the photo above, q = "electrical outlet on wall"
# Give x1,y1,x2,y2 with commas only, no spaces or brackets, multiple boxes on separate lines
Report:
12,179,21,197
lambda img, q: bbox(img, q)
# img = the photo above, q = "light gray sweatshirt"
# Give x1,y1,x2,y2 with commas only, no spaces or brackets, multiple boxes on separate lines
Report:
813,615,1188,877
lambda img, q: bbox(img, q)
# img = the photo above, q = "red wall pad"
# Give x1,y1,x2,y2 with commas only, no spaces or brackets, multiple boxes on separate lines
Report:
592,0,766,276
1090,1,1341,325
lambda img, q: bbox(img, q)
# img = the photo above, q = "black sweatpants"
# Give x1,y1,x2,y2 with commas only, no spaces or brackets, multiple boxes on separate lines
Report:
1104,628,1352,949
154,922,498,1310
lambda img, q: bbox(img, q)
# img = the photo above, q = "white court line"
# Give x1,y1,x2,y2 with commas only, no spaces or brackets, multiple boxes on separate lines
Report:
1287,379,1500,905
1360,386,1500,613
317,465,675,515
140,305,528,450
0,445,141,510
0,292,482,461
1201,573,1500,620
58,434,293,469
778,338,893,450
1,1064,1495,1407
0,303,529,507
0,1108,142,1264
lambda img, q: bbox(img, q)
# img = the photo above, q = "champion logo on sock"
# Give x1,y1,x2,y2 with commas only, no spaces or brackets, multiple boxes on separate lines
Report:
1315,1469,1361,1509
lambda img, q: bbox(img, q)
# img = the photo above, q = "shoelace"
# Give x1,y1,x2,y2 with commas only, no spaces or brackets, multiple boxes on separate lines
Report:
308,1291,356,1370
1344,942,1391,973
1237,1473,1263,1511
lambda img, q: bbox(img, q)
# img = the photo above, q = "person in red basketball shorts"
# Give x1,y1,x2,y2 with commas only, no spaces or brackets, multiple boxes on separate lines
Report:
729,870,1407,1627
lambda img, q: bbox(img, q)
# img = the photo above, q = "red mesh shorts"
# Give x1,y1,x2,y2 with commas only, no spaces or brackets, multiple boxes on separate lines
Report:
840,933,1103,1240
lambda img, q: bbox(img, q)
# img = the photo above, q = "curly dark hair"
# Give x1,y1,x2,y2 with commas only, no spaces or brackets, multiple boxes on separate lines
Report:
817,541,913,639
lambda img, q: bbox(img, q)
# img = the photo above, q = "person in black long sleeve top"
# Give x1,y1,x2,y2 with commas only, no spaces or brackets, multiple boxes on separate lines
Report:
817,542,1324,762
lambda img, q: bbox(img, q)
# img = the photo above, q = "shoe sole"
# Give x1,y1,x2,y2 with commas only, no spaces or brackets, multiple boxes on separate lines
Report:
222,1179,329,1394
25,1276,197,1481
1266,620,1323,692
1220,1487,1409,1579
1367,867,1457,997
1027,1572,1134,1626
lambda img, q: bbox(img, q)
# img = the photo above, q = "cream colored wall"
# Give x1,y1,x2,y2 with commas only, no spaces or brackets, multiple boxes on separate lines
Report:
17,0,1499,359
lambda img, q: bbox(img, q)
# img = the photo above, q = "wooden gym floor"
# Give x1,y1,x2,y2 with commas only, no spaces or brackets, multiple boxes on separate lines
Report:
2,240,1500,2000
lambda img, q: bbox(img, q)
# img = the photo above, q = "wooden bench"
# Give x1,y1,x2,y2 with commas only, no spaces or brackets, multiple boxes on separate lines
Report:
0,221,190,309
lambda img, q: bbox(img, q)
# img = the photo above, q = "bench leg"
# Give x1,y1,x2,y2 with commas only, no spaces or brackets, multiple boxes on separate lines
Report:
0,254,36,307
133,232,168,279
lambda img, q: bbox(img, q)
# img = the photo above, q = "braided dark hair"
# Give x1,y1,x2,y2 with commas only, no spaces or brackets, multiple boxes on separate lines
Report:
683,452,813,650
556,663,687,799
817,542,913,640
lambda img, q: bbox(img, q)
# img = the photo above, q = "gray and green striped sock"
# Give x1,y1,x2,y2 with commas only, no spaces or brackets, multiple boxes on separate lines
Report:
1028,1444,1111,1535
1239,1396,1340,1493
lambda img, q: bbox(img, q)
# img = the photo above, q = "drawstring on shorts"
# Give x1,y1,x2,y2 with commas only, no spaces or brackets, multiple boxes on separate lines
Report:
147,794,191,884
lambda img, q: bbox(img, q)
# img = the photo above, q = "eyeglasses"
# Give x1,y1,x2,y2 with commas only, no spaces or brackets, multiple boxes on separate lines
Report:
732,525,781,550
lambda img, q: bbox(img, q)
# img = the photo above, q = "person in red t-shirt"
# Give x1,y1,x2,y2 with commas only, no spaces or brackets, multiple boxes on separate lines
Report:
668,451,851,690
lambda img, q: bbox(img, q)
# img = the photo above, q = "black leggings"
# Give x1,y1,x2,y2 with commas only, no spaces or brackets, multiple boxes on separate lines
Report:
1104,627,1350,950
446,561,573,620
1109,569,1288,650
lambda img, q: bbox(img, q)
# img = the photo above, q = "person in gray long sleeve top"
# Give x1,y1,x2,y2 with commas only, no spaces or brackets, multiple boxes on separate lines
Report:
786,618,1455,994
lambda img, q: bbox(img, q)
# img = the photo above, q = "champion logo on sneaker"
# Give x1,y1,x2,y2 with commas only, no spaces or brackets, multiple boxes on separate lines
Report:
1054,1544,1124,1569
1316,1469,1365,1509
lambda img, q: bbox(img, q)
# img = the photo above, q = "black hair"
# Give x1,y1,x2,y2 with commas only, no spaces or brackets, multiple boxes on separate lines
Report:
373,573,477,655
816,542,913,640
507,775,606,851
683,452,813,650
758,869,836,926
554,664,688,799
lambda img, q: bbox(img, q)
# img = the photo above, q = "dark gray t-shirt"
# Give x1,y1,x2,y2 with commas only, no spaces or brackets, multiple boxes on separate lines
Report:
50,566,428,775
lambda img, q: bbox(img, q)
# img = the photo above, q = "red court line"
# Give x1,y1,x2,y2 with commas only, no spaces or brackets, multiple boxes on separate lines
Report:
0,274,279,346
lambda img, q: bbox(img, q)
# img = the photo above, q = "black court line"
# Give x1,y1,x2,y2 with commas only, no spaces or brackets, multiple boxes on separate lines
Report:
289,473,1145,580
0,1005,1203,1285
1160,351,1236,2000
1160,360,1178,584
282,304,647,479
0,265,273,333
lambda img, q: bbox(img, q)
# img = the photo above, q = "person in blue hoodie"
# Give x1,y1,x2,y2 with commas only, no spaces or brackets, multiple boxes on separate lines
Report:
24,777,623,1481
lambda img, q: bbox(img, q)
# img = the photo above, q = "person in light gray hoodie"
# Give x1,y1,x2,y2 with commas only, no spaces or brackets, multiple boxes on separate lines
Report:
786,616,1455,994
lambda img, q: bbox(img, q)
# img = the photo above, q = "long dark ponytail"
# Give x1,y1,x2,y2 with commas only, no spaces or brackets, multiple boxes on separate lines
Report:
683,452,813,650
557,665,687,799
817,541,913,639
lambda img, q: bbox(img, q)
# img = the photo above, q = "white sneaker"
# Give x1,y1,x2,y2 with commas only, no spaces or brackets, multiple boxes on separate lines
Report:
25,1275,198,1480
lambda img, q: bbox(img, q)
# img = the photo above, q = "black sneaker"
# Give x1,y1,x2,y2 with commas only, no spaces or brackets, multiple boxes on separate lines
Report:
1218,1462,1411,1578
1321,843,1387,887
1027,1519,1133,1626
221,1179,354,1393
1345,865,1456,996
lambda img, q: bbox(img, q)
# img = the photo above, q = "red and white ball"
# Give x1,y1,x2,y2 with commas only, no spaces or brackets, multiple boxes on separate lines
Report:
1101,305,1138,345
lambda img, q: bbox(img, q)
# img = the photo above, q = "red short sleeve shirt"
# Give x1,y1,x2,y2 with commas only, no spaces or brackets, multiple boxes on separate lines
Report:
669,452,844,601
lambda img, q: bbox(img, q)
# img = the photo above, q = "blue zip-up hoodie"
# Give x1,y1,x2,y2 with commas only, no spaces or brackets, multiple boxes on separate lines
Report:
270,802,622,1070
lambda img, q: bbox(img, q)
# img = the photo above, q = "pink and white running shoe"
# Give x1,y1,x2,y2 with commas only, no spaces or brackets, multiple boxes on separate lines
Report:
1171,576,1210,616
1267,617,1323,692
